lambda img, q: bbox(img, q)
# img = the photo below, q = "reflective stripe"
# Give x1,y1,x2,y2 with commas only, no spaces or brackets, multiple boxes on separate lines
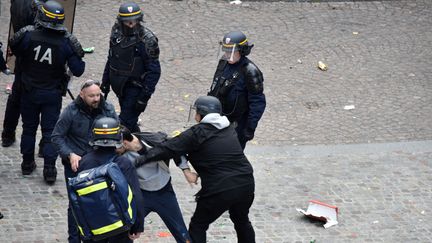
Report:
92,220,124,235
223,38,248,47
93,127,120,135
77,182,108,196
42,6,65,19
78,225,84,236
119,10,141,17
127,186,133,218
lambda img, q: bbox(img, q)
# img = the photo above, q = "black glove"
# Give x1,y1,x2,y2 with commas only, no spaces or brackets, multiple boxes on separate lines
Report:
101,81,110,97
135,154,147,168
243,127,255,141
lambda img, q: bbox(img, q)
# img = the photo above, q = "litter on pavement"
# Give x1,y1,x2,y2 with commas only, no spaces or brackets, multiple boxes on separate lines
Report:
297,200,338,228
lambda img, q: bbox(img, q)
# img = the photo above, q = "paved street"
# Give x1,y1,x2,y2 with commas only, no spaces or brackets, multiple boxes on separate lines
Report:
0,0,431,242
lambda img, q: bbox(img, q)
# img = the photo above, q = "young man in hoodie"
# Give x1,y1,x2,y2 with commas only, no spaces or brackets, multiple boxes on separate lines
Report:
135,96,256,243
118,128,194,242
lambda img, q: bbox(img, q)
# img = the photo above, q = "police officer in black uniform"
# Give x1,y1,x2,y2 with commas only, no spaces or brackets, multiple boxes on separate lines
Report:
102,2,161,133
9,0,85,183
208,31,266,149
2,0,45,147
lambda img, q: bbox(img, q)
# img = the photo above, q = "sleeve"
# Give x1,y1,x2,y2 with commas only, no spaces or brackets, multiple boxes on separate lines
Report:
102,59,110,84
142,128,199,164
137,42,161,98
51,106,74,159
119,159,145,233
244,62,266,130
177,156,190,170
65,36,85,77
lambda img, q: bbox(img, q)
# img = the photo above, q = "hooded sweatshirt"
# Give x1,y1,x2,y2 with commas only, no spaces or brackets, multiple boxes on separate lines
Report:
142,113,254,198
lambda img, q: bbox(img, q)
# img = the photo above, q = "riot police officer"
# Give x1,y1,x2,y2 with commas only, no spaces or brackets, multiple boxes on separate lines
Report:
2,0,45,147
10,0,85,184
208,31,266,149
102,2,161,133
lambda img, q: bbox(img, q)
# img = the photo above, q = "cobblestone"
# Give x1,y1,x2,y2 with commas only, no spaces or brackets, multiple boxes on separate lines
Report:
0,0,431,242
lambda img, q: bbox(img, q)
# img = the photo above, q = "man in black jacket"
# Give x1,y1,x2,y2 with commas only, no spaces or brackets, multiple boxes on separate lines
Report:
78,117,145,242
135,96,256,243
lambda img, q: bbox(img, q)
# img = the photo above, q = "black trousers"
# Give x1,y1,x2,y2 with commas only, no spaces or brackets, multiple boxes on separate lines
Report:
189,184,255,243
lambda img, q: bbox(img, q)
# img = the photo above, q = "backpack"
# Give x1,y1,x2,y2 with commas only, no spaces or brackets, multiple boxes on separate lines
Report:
67,157,136,241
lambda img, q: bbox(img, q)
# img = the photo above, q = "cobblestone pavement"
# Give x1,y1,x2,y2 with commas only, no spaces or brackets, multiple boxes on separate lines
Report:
0,0,431,242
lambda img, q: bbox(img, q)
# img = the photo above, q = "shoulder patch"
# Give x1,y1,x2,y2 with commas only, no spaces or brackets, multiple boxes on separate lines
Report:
142,27,160,59
243,61,264,95
10,25,34,47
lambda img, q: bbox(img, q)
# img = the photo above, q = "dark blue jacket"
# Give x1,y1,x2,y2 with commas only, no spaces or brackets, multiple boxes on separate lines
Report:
221,56,266,131
52,97,118,159
10,27,85,90
78,148,145,233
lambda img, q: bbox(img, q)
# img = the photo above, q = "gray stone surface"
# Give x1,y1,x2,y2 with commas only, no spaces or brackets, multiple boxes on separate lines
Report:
0,0,431,242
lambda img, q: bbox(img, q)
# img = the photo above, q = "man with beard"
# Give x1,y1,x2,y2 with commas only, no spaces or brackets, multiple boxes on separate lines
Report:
52,79,118,243
101,2,161,133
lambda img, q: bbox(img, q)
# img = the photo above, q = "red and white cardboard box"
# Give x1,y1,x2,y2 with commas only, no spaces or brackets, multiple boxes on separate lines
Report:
296,200,339,228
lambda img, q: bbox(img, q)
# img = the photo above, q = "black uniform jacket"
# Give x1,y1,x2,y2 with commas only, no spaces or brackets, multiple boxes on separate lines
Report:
143,122,254,198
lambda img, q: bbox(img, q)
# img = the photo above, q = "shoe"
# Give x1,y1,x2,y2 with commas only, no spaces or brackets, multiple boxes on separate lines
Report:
1,133,15,147
43,167,57,184
21,161,37,175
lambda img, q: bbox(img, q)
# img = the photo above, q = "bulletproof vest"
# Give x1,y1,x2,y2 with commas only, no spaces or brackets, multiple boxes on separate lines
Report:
21,29,66,90
209,59,248,122
108,33,145,96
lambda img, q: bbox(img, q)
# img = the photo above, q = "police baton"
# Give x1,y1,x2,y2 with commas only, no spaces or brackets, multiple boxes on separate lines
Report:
67,89,75,100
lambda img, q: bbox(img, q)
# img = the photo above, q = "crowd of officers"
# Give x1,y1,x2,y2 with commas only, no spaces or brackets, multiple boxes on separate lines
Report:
1,0,266,242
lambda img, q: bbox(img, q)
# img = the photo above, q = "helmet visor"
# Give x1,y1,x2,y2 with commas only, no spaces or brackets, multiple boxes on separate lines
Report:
187,104,197,125
218,42,238,62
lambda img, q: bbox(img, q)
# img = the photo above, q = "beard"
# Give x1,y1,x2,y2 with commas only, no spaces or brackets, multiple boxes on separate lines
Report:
90,100,100,109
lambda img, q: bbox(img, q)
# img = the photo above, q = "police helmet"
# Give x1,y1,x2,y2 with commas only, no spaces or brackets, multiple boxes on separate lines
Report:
221,31,254,56
90,117,123,148
194,96,222,117
36,0,66,31
117,2,143,22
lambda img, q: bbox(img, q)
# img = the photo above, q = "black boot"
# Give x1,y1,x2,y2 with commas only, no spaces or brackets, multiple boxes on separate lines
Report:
1,131,16,147
43,167,57,184
21,161,37,175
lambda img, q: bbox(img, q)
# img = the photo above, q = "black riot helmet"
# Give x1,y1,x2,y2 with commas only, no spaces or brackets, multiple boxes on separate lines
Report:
194,96,222,117
221,31,254,56
36,0,66,31
117,2,143,22
89,117,123,148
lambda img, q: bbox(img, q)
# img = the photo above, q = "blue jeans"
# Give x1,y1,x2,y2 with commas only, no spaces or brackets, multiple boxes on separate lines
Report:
20,88,61,167
142,180,190,243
